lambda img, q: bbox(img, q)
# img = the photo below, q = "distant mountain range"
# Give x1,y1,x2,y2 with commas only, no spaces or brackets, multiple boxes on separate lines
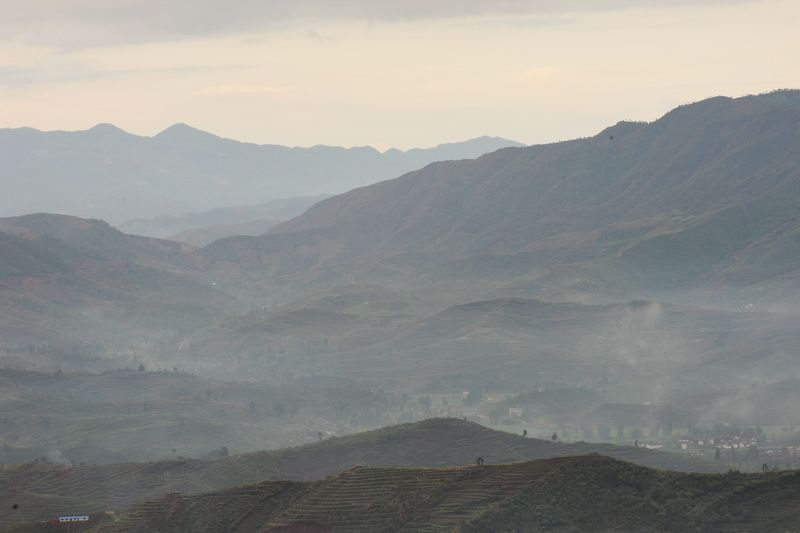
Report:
166,218,284,247
202,91,800,311
118,195,328,241
0,124,522,223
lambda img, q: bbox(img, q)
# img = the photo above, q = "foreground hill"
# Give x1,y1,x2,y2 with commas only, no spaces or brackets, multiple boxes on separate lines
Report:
202,91,800,310
0,124,521,222
0,214,234,358
0,419,718,528
11,455,800,532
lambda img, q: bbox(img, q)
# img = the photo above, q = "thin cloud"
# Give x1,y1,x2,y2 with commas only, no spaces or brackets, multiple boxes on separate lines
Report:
0,63,249,88
195,84,294,96
0,0,759,47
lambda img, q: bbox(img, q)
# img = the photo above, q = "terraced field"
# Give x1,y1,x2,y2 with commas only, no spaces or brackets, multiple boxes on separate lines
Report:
8,455,800,532
0,419,719,529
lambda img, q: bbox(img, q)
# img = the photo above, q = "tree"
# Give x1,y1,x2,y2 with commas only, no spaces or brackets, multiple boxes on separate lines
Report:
137,363,145,372
522,429,528,437
715,448,722,461
551,432,558,441
660,417,674,437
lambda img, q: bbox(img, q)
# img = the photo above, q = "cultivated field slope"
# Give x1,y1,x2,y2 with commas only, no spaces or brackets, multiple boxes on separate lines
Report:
9,455,800,532
0,419,717,529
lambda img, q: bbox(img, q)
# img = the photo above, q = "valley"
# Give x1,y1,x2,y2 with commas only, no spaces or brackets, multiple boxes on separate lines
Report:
2,92,800,532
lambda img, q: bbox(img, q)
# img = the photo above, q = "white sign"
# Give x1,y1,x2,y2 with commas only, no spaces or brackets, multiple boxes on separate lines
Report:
58,516,90,523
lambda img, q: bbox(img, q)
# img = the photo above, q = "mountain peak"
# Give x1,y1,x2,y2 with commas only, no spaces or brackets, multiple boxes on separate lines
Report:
154,123,220,143
429,136,524,150
85,123,131,137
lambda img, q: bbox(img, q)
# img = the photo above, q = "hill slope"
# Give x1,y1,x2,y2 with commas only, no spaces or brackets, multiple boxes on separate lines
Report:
201,91,800,310
0,419,718,528
11,455,800,532
0,213,233,358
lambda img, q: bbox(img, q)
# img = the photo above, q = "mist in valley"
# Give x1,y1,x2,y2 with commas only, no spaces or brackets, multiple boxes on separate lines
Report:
2,1,800,531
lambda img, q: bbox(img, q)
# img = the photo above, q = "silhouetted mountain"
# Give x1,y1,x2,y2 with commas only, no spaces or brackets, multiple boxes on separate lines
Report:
202,91,800,310
0,124,522,223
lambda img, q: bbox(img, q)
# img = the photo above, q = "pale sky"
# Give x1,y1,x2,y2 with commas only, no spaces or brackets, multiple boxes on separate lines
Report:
0,0,797,149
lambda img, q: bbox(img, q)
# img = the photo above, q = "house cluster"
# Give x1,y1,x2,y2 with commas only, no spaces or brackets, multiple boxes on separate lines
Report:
677,436,758,450
630,441,665,450
762,446,799,458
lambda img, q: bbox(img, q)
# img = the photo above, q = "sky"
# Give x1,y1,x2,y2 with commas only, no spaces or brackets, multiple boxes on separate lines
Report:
0,0,798,150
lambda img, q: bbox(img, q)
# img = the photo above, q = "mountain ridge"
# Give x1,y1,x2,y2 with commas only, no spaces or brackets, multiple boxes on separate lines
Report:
199,91,800,310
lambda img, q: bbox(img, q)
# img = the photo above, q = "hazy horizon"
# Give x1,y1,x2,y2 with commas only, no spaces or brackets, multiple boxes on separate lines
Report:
1,0,798,150
0,121,524,152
